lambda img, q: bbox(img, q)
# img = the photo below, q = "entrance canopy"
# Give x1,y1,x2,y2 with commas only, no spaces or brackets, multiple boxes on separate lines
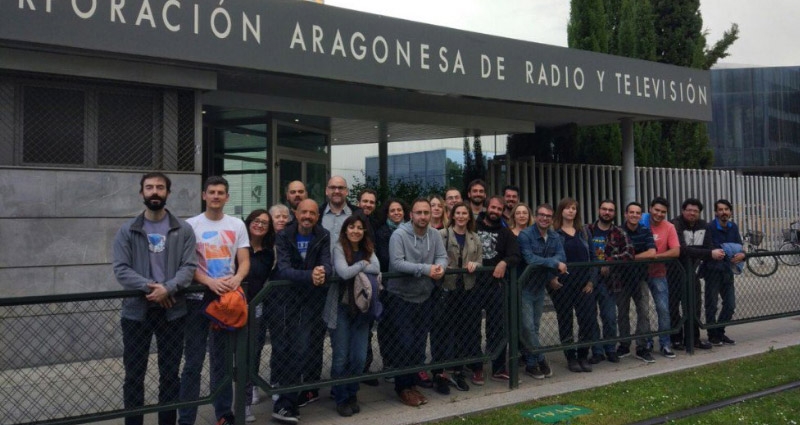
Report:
1,0,711,145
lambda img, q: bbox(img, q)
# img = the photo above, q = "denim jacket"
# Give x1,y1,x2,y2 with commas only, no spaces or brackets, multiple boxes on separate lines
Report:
517,226,566,286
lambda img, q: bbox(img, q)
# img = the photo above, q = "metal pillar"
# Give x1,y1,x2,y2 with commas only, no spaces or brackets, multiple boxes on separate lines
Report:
621,118,636,205
378,121,388,202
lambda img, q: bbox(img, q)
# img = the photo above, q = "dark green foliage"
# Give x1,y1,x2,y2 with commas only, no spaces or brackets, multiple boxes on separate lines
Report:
348,171,445,208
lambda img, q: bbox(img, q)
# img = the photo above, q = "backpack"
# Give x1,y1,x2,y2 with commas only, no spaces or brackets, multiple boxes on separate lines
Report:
203,286,248,331
353,272,383,319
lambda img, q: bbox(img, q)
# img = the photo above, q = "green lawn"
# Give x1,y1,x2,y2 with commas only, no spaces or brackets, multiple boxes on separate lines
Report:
433,345,800,425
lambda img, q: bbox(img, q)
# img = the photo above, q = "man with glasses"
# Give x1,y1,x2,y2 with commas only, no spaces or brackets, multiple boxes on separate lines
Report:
320,176,358,252
586,200,634,364
444,187,463,213
671,198,719,351
517,204,566,379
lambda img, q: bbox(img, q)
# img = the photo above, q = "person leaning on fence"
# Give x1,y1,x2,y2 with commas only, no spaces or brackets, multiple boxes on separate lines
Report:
356,188,381,386
616,202,656,362
271,198,331,424
701,199,744,346
670,198,720,351
586,200,634,364
325,213,380,417
241,209,276,422
550,197,599,373
475,196,520,382
430,202,483,395
385,197,448,407
180,176,250,425
113,172,197,425
374,198,407,376
517,203,567,380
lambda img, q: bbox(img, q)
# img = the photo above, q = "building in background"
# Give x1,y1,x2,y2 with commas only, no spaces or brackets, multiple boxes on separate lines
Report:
709,66,800,176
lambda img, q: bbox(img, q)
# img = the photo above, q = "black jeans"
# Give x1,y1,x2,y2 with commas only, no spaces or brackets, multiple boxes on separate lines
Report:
122,309,185,425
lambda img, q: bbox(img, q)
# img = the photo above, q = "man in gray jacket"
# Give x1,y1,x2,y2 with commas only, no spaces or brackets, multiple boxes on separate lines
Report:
385,198,448,407
113,172,197,425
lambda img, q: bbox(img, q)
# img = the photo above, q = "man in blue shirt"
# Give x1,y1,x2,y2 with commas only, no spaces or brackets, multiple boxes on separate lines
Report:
704,199,744,346
517,203,566,379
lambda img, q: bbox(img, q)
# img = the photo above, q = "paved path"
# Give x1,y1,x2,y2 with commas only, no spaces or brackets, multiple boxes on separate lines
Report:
243,316,800,425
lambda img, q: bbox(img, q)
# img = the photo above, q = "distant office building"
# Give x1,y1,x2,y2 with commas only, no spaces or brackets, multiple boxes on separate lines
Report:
709,66,800,175
365,149,495,188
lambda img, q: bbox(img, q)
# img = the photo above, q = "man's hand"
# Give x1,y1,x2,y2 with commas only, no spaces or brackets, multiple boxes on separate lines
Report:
732,252,746,264
492,261,507,279
145,283,174,308
466,261,478,273
220,275,242,291
548,277,563,290
312,265,326,286
557,262,568,274
711,249,725,260
206,278,231,296
429,264,445,280
582,281,594,294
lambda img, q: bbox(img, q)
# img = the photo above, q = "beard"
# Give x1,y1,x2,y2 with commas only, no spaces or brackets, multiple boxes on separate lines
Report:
144,195,167,211
486,212,501,223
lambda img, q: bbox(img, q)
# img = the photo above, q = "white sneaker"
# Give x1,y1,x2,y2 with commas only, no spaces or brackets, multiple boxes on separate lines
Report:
245,405,256,423
251,390,260,405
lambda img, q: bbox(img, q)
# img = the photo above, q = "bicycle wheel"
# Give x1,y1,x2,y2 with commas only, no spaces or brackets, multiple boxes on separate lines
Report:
778,242,800,266
746,250,779,277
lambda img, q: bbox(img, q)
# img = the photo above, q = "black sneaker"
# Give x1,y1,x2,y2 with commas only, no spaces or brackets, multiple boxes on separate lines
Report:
606,352,620,363
348,395,361,414
567,359,582,373
525,364,545,379
296,389,319,407
578,358,593,373
589,354,605,364
538,360,553,378
672,341,686,351
272,407,299,424
660,346,677,359
695,340,713,350
710,337,723,346
616,345,631,358
635,349,655,363
434,373,450,395
449,372,470,391
721,335,736,345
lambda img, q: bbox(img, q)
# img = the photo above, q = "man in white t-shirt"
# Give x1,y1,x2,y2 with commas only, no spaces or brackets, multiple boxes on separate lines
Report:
179,176,250,425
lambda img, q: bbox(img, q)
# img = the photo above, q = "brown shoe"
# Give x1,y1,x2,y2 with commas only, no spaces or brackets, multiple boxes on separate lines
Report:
410,387,428,405
398,389,421,407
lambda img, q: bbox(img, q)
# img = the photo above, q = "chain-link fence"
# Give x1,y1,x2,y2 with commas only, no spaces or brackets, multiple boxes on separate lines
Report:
3,254,800,425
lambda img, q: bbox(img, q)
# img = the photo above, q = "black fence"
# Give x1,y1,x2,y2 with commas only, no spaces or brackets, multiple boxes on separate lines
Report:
2,251,800,425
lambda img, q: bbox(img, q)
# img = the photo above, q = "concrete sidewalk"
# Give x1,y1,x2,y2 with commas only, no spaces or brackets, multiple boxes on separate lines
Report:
245,316,800,425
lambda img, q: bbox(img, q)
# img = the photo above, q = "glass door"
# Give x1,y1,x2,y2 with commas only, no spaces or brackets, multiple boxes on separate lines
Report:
209,122,270,217
275,122,329,204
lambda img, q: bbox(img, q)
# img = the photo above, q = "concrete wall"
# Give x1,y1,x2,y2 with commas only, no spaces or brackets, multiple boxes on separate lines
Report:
0,168,201,297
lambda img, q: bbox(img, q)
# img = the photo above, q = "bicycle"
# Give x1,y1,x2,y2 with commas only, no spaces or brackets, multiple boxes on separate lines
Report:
744,230,779,277
778,221,800,266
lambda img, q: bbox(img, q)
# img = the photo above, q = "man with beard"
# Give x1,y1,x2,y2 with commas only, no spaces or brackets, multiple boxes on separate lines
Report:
586,200,634,364
272,199,331,423
703,199,744,346
321,176,359,251
113,172,197,425
466,179,487,217
670,199,719,351
285,180,308,222
180,176,250,425
386,198,447,407
502,185,520,227
475,196,520,382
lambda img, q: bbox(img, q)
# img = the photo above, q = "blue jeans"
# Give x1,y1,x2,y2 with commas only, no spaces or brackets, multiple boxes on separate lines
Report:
121,309,184,425
646,277,672,349
178,299,209,425
592,281,618,356
520,283,545,365
209,328,232,420
329,304,370,406
704,271,736,339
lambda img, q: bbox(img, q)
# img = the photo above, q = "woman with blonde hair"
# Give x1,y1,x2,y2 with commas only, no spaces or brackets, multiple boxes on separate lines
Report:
508,203,534,236
428,194,448,230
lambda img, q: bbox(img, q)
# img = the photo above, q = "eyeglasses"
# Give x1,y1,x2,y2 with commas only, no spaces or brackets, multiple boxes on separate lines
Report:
536,213,553,219
327,185,347,191
252,220,270,227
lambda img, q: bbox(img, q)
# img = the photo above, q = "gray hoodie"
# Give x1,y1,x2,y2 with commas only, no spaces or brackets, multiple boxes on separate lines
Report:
387,222,448,303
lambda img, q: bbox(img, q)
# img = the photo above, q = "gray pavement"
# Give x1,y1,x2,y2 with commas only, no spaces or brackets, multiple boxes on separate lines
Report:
243,316,800,425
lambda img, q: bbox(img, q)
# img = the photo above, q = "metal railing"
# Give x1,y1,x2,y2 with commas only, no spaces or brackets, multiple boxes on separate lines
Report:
2,253,800,425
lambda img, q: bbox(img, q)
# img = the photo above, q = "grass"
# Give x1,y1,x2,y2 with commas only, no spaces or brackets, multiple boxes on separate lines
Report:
433,345,800,425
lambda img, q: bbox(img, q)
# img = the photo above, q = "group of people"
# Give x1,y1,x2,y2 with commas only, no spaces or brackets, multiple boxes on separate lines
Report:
113,172,744,425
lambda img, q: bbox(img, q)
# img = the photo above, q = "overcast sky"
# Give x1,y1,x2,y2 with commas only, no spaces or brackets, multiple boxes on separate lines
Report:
325,0,800,68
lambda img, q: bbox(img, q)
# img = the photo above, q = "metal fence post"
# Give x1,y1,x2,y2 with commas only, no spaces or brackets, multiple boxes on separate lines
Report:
508,266,520,389
233,323,249,424
685,262,696,355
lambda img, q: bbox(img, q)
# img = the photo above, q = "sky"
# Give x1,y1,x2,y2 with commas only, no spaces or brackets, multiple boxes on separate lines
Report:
325,0,800,68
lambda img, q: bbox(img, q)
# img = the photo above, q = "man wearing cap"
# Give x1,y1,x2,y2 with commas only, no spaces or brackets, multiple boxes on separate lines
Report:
113,172,197,425
180,176,250,425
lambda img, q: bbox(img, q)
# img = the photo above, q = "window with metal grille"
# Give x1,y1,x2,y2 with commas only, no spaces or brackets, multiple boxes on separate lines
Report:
5,74,197,171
